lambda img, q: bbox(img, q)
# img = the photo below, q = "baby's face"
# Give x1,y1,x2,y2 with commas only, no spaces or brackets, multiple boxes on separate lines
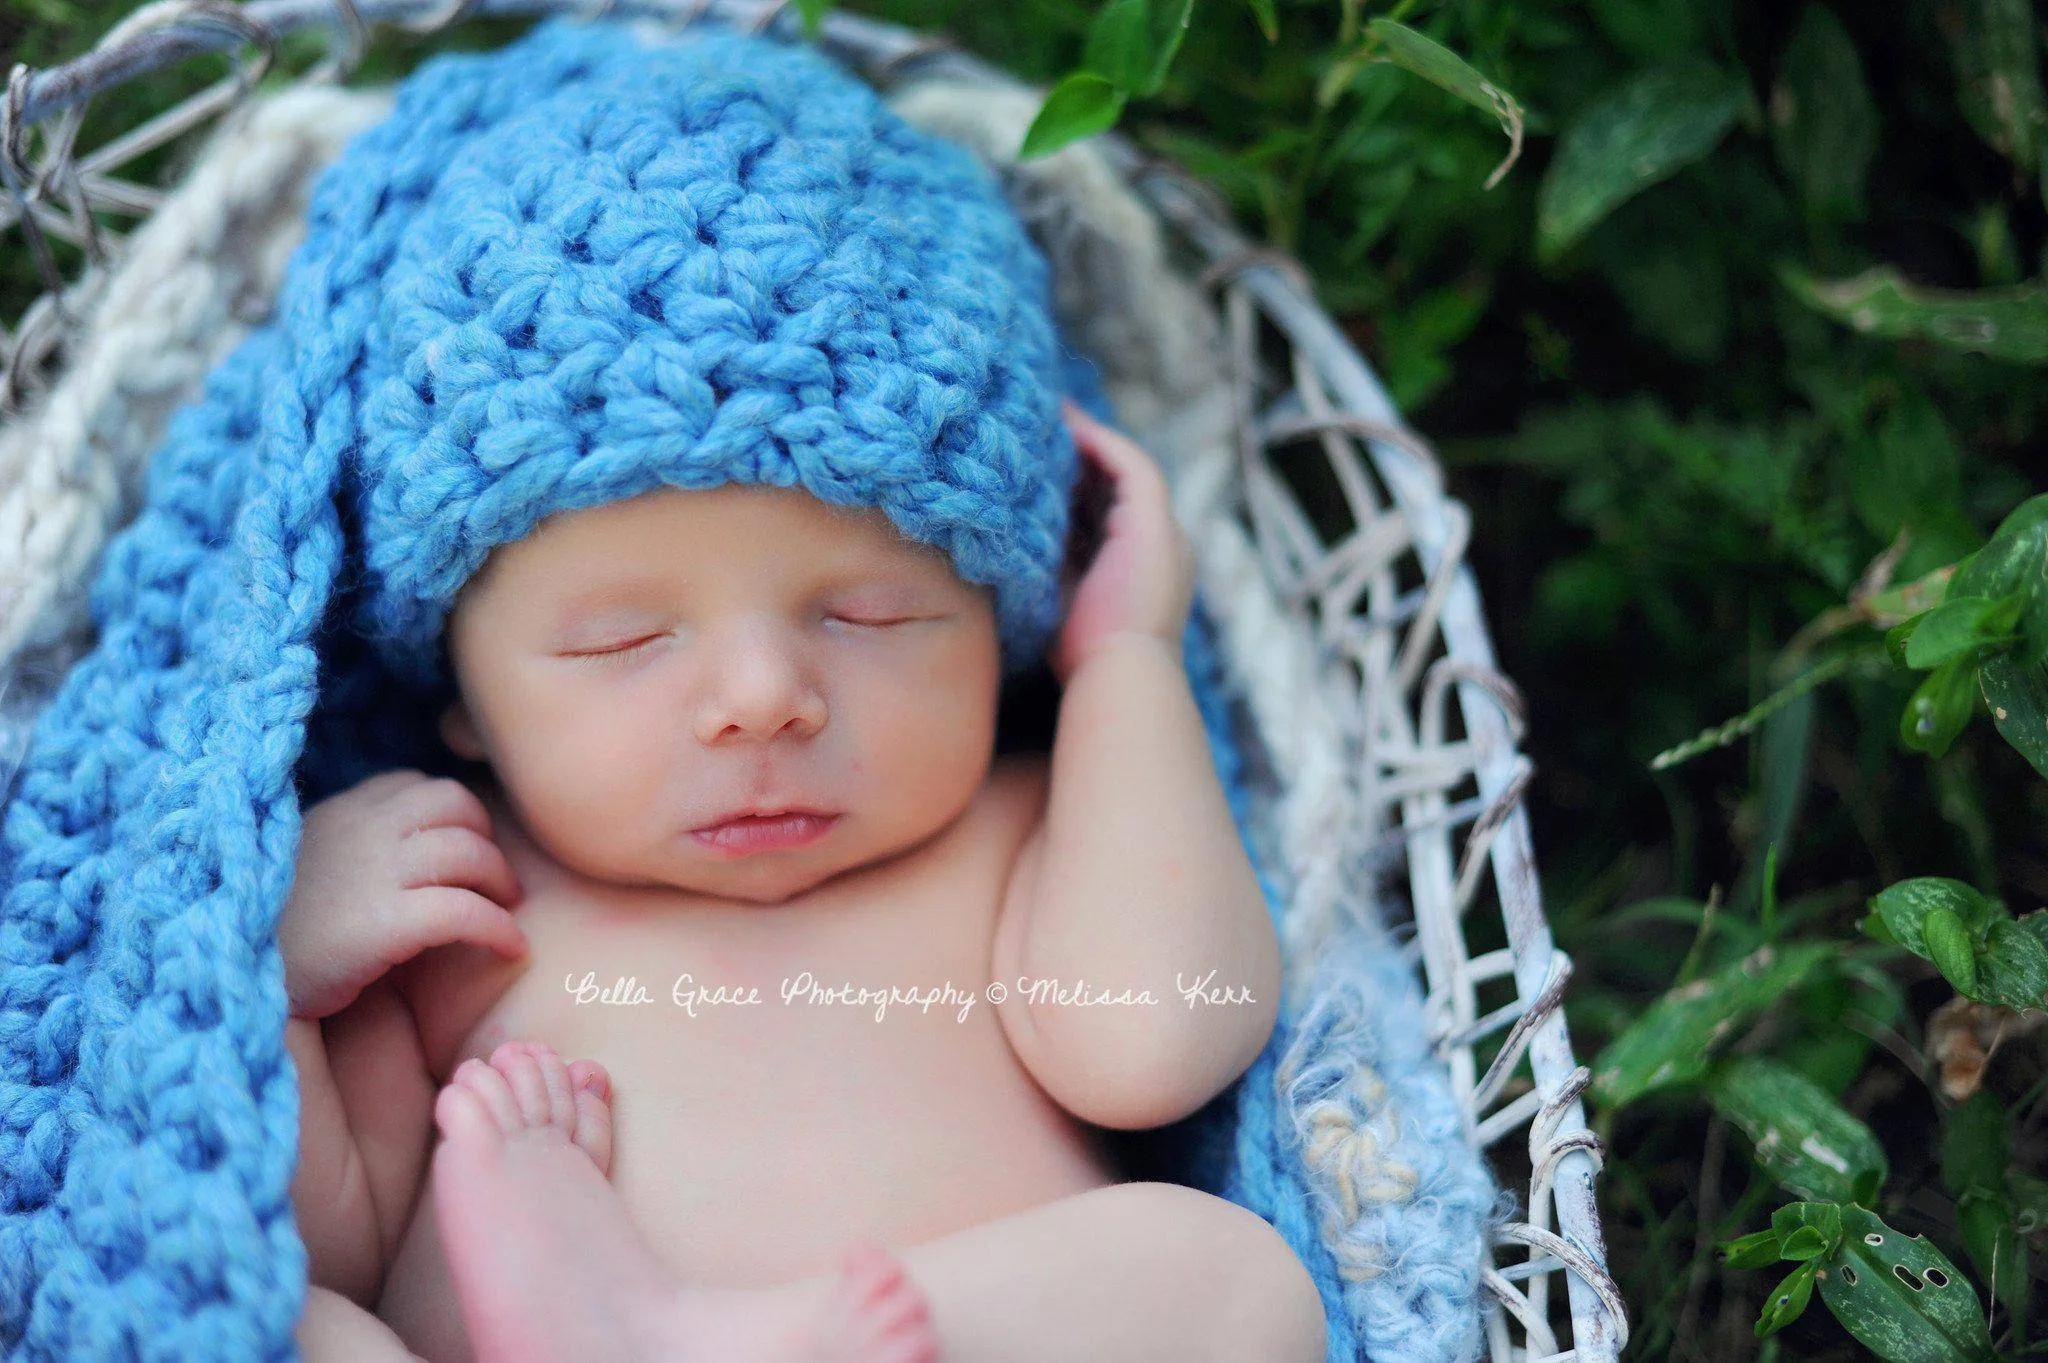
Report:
439,483,1003,904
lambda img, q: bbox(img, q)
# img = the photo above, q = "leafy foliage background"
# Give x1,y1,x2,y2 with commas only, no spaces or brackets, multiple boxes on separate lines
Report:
4,0,2046,1357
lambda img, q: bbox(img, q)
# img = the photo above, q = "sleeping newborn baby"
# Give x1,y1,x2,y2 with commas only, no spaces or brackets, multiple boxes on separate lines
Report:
285,421,1325,1363
267,18,1323,1363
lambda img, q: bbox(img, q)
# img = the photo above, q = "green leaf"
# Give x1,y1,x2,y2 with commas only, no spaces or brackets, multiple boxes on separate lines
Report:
1902,595,2024,670
1780,1224,1832,1261
1596,193,1732,360
1948,493,2048,604
1536,63,1748,259
1723,1226,1787,1269
1770,3,1877,221
1365,19,1526,189
1922,907,1981,996
1942,1091,2008,1197
1756,1259,1819,1337
1955,1191,2029,1339
1707,1056,1888,1204
1851,390,1968,569
1377,280,1490,409
1941,1094,2030,1335
1241,0,1277,42
1979,654,2048,780
2009,1168,2048,1238
1869,878,1999,958
1977,912,2048,1011
1591,942,1834,1107
1940,0,2048,171
1949,499,2048,667
1774,1200,1847,1252
1781,266,2048,364
792,0,831,36
1862,562,1959,630
1816,1206,1996,1362
1899,659,1978,758
1082,0,1193,99
1020,73,1127,159
1886,615,1922,669
1083,0,1151,92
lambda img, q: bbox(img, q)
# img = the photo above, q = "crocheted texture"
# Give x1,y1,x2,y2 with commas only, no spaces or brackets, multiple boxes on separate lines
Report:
1170,596,1495,1363
0,17,1493,1361
0,84,394,823
346,21,1076,689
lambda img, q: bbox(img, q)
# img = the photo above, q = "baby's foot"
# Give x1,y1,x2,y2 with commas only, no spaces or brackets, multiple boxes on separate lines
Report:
432,1040,938,1363
811,1241,941,1363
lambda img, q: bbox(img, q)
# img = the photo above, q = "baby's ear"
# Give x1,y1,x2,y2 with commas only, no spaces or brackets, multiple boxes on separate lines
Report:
439,698,485,761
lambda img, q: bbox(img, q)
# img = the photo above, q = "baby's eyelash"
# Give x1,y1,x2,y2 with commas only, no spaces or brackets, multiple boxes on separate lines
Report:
567,613,929,662
570,634,663,662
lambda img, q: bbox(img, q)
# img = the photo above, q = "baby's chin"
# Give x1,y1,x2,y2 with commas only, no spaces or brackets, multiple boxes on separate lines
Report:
664,851,851,907
548,820,928,908
675,824,948,907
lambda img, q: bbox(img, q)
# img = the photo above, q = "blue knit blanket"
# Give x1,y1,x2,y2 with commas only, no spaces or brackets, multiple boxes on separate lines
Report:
0,17,1495,1360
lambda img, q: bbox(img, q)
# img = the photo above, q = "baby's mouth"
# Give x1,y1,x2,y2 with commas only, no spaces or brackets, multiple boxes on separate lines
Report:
689,811,841,856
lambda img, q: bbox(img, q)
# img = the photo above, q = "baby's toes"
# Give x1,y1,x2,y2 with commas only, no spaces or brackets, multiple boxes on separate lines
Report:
566,1060,615,1177
489,1040,577,1131
823,1243,938,1363
435,1055,521,1147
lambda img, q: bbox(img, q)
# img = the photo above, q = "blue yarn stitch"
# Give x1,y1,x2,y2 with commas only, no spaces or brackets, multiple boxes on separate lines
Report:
0,16,1492,1359
346,23,1075,688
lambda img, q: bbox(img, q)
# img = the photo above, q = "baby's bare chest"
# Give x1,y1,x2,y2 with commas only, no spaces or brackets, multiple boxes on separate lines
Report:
432,829,1017,1126
390,757,1120,1283
402,759,1035,1082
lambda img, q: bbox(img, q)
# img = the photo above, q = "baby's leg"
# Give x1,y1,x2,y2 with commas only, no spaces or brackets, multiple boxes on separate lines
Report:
299,1283,424,1362
432,1041,936,1363
890,1181,1328,1363
713,1179,1325,1362
431,1041,1323,1363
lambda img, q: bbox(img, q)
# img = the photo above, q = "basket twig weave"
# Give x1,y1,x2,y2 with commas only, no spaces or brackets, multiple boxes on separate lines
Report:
1,3,1627,1357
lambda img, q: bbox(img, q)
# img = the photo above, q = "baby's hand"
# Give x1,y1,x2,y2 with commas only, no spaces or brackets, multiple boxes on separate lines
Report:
1051,400,1197,686
277,769,528,1020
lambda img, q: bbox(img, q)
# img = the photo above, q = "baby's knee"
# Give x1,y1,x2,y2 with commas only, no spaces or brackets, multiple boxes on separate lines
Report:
1107,1181,1327,1362
298,1284,424,1363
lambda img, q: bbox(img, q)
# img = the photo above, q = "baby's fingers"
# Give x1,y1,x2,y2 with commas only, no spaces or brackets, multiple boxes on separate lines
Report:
400,826,523,908
401,887,531,962
1062,400,1172,505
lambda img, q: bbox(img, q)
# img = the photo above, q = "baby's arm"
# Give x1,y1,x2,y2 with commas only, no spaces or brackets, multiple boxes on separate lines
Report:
278,770,529,1302
993,635,1281,1131
992,408,1281,1131
286,983,437,1304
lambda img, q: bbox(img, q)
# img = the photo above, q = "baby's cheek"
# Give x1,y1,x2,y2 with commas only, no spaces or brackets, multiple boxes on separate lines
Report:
568,725,669,817
866,680,992,812
509,711,654,839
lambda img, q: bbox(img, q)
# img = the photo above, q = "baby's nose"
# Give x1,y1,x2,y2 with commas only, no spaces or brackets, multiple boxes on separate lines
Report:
692,631,826,745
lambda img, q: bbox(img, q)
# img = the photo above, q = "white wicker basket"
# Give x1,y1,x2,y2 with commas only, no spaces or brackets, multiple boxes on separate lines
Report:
0,2,1626,1357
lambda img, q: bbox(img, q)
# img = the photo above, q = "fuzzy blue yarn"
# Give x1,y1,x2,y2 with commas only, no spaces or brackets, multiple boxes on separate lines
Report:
344,18,1077,689
0,15,1491,1359
1174,604,1495,1363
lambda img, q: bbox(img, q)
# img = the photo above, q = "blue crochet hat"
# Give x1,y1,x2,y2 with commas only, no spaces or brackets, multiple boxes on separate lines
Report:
349,18,1076,689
